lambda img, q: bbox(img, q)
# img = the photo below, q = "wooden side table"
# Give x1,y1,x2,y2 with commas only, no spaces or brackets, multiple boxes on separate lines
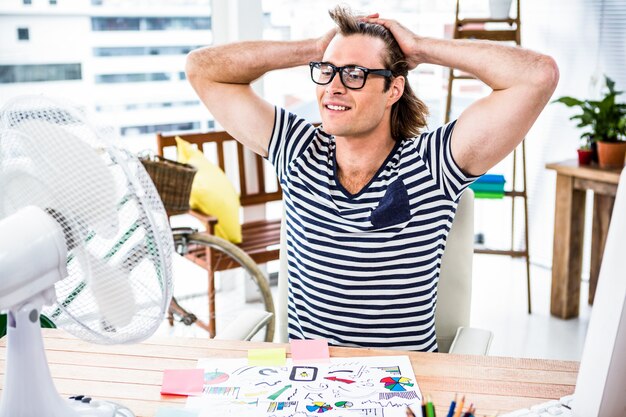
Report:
546,160,622,319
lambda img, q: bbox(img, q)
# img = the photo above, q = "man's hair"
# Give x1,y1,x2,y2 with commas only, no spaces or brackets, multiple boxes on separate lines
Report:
328,6,429,140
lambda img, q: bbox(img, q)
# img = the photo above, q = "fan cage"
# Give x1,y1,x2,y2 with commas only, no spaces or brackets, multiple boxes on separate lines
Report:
0,96,174,344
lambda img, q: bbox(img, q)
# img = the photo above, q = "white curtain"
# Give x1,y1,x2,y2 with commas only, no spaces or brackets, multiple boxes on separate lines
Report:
522,0,626,269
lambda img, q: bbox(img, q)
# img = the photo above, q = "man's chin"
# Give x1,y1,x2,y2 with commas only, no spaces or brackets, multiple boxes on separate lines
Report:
320,122,346,137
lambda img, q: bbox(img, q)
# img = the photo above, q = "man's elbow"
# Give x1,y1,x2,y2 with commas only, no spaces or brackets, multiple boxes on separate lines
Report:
534,55,560,95
185,49,202,85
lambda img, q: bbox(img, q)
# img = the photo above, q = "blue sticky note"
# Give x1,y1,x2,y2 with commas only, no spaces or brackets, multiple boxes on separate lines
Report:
155,407,199,417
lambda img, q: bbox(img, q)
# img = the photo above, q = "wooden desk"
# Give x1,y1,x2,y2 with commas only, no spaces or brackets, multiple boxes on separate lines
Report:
0,330,578,417
546,160,622,319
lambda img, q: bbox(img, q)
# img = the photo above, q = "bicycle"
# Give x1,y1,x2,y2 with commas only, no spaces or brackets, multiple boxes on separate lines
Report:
167,227,275,342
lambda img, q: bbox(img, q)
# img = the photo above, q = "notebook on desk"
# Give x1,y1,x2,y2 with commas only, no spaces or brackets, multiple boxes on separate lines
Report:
503,167,626,417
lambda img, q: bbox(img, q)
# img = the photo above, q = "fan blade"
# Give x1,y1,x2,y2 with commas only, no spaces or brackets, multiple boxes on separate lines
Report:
86,252,137,330
0,164,53,219
16,119,119,239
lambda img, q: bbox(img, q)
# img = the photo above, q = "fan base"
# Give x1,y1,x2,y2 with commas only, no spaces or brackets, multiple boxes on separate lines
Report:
66,397,135,416
0,304,136,416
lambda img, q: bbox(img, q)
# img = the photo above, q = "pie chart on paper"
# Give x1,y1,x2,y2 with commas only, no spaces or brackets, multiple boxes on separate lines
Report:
306,402,333,413
204,371,229,385
380,376,414,391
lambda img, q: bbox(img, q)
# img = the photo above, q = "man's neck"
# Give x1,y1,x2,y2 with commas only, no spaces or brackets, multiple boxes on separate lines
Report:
335,131,396,195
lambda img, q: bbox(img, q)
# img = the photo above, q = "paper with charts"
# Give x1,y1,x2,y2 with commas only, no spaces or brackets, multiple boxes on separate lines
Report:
186,355,422,416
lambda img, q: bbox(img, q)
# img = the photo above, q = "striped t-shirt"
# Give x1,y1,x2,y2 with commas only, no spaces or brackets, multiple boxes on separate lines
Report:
267,107,478,352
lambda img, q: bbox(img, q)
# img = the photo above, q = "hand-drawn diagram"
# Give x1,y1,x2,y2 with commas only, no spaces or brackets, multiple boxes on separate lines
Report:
186,356,422,416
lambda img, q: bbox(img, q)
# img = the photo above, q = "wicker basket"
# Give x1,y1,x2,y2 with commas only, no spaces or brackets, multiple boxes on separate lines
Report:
140,155,197,216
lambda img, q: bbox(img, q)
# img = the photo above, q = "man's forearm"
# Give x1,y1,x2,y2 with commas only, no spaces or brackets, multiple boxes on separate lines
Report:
186,39,323,84
413,37,557,91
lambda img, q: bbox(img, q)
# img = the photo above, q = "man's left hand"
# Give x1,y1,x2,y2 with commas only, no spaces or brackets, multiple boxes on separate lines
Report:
359,14,423,69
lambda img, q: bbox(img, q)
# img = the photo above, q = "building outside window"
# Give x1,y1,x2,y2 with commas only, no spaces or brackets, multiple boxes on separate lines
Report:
0,0,213,151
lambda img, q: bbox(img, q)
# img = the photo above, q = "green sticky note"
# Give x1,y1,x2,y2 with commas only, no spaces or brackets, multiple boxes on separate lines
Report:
248,347,286,366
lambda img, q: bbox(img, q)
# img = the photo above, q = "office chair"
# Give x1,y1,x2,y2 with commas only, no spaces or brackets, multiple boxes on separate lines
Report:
275,189,492,354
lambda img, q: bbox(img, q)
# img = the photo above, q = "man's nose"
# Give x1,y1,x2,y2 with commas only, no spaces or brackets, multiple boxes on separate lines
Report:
326,73,346,94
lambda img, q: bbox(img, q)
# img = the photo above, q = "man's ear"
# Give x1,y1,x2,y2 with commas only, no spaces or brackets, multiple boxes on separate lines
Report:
387,76,405,107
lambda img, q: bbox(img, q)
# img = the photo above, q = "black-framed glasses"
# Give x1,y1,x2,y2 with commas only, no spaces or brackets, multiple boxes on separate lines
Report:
309,61,392,90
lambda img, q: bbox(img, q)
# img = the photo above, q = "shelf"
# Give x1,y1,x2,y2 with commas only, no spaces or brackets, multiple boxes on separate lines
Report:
457,17,517,24
447,0,530,313
451,74,476,80
455,29,518,42
474,248,528,257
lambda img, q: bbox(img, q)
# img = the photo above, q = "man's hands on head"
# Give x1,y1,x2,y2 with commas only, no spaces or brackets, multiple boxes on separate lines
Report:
316,28,337,59
357,12,558,177
358,14,423,70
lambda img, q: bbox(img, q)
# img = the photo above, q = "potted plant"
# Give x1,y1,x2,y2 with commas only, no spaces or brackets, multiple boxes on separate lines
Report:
577,138,594,166
553,75,626,168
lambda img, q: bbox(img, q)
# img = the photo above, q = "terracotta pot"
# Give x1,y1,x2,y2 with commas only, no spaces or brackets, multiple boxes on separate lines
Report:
597,141,626,168
577,149,593,165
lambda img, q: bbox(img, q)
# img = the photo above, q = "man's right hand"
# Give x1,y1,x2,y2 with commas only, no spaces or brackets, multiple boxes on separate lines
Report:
316,28,337,59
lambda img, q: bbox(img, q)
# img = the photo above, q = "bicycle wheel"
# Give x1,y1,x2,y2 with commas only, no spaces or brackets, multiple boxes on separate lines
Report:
171,230,275,342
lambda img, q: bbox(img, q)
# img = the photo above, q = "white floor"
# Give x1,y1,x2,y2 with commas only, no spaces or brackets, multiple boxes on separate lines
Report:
158,253,592,362
471,255,591,361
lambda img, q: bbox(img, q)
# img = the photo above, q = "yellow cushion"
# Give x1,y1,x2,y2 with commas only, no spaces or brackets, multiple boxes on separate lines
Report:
175,137,242,244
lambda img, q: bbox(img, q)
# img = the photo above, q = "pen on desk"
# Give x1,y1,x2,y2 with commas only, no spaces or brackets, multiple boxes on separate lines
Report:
452,395,465,417
425,394,436,417
422,397,427,417
462,403,474,417
446,393,457,417
405,405,416,417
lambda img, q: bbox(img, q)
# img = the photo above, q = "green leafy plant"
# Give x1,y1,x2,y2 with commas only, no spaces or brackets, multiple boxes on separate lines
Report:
553,75,626,145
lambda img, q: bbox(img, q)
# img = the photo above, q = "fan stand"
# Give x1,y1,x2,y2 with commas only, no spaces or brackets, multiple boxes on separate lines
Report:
0,301,80,417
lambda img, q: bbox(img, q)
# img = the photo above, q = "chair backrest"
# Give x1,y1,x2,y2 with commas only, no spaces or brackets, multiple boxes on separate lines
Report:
156,131,282,206
435,189,474,352
276,189,475,352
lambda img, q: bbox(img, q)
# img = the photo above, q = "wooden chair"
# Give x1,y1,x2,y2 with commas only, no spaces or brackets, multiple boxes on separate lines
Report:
156,131,282,337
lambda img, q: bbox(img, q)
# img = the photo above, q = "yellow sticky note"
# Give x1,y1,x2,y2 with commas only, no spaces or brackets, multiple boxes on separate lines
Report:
248,348,286,366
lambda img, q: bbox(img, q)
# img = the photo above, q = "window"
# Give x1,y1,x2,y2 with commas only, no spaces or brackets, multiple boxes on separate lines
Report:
0,64,82,84
17,28,29,41
93,45,201,57
120,121,200,136
91,17,141,31
91,17,211,31
95,100,200,112
50,0,57,5
23,0,32,4
95,72,173,84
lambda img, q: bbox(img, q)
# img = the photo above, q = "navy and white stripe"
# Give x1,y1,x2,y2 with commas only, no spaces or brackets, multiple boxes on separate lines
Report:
267,107,478,351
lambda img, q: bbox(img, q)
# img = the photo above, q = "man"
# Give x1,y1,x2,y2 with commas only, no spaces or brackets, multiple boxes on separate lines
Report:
186,6,558,351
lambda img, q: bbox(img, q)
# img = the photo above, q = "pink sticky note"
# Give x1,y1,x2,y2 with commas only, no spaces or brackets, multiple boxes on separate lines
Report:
290,339,330,363
161,369,204,396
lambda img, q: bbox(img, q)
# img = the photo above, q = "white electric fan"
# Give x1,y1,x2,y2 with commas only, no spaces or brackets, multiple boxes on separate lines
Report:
0,96,174,416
